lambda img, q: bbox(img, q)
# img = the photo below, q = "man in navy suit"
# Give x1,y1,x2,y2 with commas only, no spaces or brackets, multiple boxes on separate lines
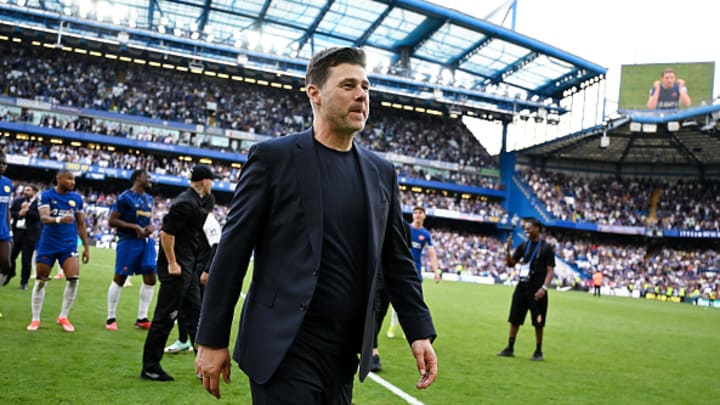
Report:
195,47,438,403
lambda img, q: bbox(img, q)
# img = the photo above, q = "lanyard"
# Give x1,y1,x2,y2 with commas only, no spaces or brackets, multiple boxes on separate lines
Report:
523,240,542,265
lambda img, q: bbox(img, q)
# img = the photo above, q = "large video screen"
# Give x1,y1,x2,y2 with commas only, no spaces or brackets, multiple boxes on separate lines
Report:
618,62,714,110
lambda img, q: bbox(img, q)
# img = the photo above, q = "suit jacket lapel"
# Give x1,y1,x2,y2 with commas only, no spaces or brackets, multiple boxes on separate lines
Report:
293,130,323,268
354,143,384,380
354,144,381,276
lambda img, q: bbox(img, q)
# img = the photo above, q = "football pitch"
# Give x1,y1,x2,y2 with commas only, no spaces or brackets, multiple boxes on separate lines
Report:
1,247,719,404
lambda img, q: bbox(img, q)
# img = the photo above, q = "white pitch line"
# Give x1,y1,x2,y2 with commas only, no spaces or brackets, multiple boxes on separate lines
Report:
366,372,425,405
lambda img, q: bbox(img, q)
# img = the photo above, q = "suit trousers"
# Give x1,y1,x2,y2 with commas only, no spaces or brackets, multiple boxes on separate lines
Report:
249,327,358,405
11,231,37,285
142,268,201,371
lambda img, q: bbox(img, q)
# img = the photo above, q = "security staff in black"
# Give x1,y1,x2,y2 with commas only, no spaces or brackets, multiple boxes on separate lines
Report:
497,217,555,361
141,165,219,381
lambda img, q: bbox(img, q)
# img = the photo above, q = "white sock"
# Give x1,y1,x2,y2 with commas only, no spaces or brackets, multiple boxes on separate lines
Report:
0,273,7,285
389,307,399,328
31,280,47,322
137,283,154,320
107,281,122,320
59,278,79,318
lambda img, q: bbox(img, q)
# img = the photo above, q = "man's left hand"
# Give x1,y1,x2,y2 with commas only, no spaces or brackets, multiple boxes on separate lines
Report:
411,338,438,389
534,288,546,301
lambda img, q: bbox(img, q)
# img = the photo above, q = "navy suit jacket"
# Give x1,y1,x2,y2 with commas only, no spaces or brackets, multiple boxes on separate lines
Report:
196,129,436,383
11,196,41,241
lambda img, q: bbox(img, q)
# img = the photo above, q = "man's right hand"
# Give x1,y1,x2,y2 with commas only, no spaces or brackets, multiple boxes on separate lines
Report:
167,262,182,276
196,345,232,399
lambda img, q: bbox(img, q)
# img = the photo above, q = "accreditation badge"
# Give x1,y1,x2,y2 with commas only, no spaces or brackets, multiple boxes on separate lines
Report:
519,263,530,282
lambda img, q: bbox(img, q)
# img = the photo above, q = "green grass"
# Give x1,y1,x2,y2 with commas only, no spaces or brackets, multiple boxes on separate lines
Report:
2,247,720,404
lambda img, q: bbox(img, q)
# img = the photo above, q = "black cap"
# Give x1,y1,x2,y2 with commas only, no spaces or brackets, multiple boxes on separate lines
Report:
190,165,220,182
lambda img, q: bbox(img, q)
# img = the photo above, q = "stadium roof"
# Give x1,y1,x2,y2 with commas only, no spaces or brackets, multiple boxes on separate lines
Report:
518,104,720,167
0,0,606,119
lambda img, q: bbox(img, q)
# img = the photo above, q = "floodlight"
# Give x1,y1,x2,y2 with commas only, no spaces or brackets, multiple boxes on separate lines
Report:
600,135,610,148
667,121,680,132
117,31,129,44
642,123,657,133
629,122,642,132
189,61,204,71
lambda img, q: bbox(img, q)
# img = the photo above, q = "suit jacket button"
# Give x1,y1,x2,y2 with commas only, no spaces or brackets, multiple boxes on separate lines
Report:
312,269,318,276
299,304,306,311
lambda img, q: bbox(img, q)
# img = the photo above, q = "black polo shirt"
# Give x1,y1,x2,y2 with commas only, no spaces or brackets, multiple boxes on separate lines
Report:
157,188,208,275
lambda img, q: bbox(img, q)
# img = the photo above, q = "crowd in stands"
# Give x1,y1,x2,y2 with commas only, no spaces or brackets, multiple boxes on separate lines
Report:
521,169,651,226
0,42,497,169
521,169,720,231
553,232,720,300
9,178,719,301
400,190,508,222
3,137,502,215
0,101,500,188
430,230,506,281
0,107,501,188
655,179,720,231
396,164,501,190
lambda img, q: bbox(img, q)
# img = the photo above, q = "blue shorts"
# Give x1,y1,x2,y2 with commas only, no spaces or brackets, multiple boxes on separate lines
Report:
36,251,77,267
115,238,157,276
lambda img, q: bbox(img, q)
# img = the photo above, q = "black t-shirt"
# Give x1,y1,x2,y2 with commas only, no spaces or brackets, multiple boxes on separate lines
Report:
158,188,207,273
512,239,555,289
302,141,368,353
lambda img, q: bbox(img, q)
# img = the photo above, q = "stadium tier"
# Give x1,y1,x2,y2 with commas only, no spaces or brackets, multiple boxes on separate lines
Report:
1,28,718,304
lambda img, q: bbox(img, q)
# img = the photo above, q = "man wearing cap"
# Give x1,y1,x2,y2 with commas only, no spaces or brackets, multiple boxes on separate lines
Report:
140,164,218,381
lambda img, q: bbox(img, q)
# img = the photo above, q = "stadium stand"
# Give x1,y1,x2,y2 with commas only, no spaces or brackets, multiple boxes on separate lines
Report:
1,3,718,305
0,42,496,169
519,168,720,231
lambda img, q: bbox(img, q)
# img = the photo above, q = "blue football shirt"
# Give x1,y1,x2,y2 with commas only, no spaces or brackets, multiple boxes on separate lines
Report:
0,176,12,241
410,224,433,280
112,189,153,241
37,187,85,254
